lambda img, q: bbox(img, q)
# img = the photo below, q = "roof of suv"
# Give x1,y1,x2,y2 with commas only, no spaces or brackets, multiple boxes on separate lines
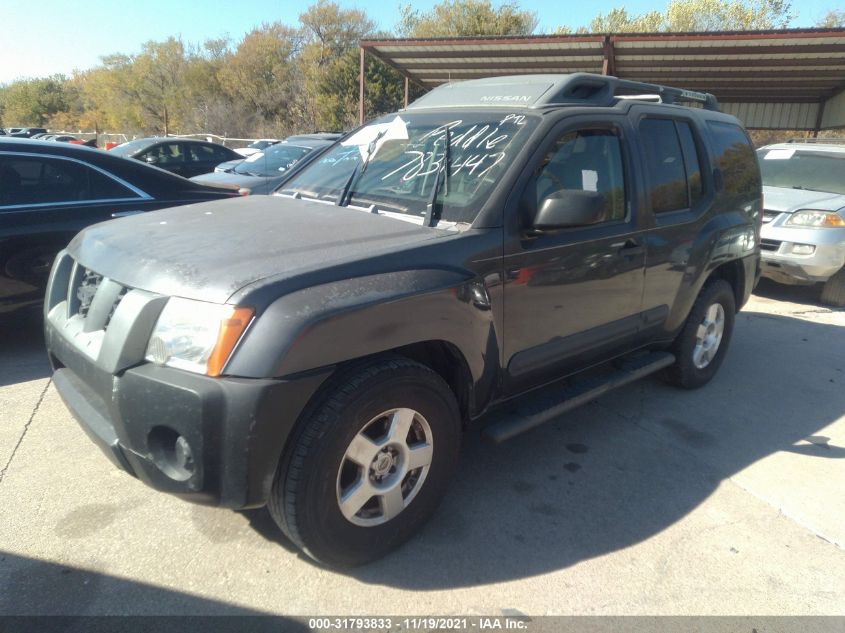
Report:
405,72,719,112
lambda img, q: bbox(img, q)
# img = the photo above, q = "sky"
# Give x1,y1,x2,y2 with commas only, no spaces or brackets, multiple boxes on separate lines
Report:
0,0,838,84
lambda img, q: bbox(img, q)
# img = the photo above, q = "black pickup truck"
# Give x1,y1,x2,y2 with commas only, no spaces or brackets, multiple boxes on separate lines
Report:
44,74,762,566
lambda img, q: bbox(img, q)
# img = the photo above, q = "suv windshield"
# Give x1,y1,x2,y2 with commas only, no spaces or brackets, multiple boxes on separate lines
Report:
279,111,538,225
235,144,311,177
758,148,845,195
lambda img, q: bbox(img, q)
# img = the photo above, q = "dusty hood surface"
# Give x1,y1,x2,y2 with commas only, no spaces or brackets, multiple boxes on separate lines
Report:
68,195,440,304
763,185,845,213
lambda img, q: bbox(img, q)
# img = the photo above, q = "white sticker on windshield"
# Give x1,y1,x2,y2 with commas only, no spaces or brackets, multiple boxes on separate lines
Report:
245,152,264,163
582,170,598,192
764,149,795,160
342,115,409,160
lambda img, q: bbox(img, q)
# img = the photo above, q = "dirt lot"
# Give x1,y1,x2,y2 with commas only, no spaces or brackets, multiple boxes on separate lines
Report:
1,279,843,616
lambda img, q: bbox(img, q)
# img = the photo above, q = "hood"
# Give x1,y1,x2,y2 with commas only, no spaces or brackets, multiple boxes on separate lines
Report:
191,171,283,195
68,195,440,304
763,185,845,213
190,171,263,189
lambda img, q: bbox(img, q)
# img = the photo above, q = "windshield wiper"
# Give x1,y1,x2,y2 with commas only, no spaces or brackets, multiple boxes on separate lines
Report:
337,128,388,207
423,126,451,227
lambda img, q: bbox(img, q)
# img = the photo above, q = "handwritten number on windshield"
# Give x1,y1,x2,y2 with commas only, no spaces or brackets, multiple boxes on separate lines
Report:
382,116,520,183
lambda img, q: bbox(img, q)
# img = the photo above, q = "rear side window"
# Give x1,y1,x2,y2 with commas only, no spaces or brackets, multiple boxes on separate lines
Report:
639,118,704,213
140,143,183,166
187,144,231,162
707,121,760,198
0,156,137,207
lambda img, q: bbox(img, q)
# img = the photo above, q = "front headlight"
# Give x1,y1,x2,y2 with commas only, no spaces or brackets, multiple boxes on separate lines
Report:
145,297,254,376
785,210,845,228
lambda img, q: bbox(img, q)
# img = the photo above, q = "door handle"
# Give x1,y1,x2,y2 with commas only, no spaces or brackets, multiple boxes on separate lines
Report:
614,239,645,257
111,210,144,218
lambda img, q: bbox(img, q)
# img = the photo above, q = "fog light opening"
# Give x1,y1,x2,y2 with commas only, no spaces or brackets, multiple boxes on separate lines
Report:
791,243,816,255
148,426,195,481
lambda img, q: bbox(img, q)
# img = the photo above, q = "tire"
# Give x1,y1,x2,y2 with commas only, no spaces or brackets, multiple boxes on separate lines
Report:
268,357,461,567
820,268,845,307
665,279,736,389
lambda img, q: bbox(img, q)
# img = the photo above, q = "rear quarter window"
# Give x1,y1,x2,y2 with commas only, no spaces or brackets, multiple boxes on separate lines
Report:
707,121,760,200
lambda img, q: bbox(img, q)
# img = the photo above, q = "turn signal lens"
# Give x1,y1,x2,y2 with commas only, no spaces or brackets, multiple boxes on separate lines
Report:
207,307,255,377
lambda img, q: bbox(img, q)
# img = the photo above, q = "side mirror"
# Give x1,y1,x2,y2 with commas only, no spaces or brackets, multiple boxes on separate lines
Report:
144,155,158,164
533,190,606,230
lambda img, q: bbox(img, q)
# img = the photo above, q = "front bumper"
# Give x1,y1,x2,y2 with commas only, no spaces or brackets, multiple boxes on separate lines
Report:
43,251,330,509
48,326,329,508
759,224,845,283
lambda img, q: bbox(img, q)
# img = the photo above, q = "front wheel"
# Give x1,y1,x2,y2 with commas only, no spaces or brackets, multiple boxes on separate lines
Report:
268,357,461,567
665,279,736,389
820,268,845,307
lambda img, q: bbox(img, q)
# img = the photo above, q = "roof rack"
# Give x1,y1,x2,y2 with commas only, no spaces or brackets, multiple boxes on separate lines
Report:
542,74,720,111
405,73,720,112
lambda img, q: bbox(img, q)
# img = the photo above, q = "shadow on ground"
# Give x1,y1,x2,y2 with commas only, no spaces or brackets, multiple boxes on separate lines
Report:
0,552,307,630
320,310,843,589
752,277,838,308
0,314,50,387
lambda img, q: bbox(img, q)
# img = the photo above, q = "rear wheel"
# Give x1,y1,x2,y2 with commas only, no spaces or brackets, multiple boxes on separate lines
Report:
820,268,845,307
268,357,461,567
665,279,736,389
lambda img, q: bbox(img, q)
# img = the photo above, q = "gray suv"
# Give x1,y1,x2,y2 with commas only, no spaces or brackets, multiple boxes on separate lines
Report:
44,73,761,566
758,140,845,306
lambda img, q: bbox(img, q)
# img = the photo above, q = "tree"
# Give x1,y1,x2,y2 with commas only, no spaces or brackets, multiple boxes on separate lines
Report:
397,0,538,37
0,76,69,126
296,1,380,130
217,23,301,134
587,0,794,32
587,7,662,32
131,37,190,135
817,9,845,27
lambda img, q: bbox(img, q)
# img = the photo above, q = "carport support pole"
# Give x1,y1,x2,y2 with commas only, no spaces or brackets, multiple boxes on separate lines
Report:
404,77,409,108
602,36,615,76
813,98,827,138
359,47,366,125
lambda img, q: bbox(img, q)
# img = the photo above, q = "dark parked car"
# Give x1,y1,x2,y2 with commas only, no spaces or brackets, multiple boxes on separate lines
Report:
44,74,761,567
6,127,47,138
191,134,340,195
0,138,238,315
110,138,242,178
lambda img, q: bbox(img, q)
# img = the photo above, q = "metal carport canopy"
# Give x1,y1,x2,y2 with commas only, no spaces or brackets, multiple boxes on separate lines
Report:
358,28,845,131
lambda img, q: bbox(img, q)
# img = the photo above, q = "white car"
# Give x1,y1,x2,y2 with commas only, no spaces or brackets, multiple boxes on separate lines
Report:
234,139,279,158
758,140,845,306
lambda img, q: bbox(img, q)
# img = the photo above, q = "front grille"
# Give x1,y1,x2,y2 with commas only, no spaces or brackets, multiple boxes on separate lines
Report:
760,238,782,252
76,269,103,318
762,210,780,224
104,286,130,330
67,261,131,331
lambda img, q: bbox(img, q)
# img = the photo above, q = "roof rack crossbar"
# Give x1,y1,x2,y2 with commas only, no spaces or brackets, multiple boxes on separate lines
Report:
615,94,663,103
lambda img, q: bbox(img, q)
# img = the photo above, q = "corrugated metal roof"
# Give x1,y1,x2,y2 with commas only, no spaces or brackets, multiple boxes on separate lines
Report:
360,28,845,129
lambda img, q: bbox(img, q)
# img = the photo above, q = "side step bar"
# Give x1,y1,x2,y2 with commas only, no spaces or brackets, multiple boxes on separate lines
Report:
482,351,676,443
